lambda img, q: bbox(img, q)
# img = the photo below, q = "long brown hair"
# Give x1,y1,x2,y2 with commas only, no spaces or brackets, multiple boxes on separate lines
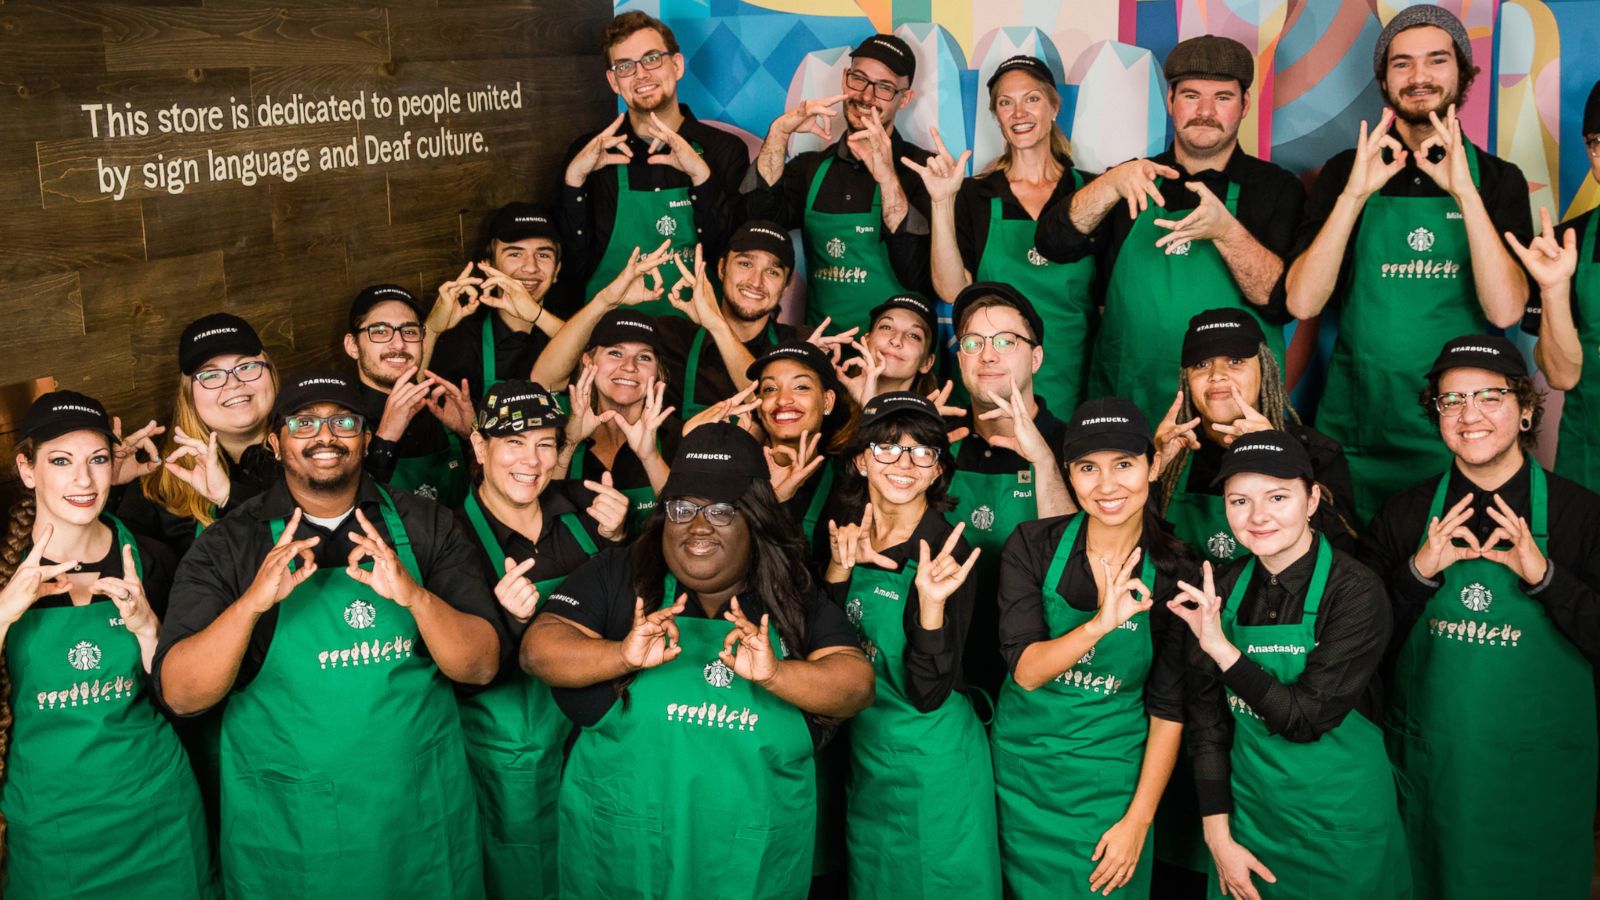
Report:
986,75,1073,176
141,354,277,526
0,438,39,859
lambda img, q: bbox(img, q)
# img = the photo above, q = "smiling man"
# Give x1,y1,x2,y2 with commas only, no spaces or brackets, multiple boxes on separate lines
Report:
153,369,506,898
1036,34,1304,426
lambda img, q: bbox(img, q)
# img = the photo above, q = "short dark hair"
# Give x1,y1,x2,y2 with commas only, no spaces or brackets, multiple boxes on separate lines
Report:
1419,371,1544,450
601,11,679,62
837,411,955,515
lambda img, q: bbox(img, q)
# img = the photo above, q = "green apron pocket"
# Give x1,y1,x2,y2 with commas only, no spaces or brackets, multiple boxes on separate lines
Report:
590,802,665,897
4,818,69,897
232,775,339,882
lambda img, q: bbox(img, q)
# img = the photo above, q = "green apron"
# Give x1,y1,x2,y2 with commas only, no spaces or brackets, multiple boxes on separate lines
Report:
459,490,596,900
801,155,906,330
842,554,1001,899
681,321,778,421
974,175,1097,413
390,428,470,508
1166,453,1248,565
1091,179,1285,425
789,460,843,878
481,317,502,402
1217,536,1409,899
1318,145,1484,523
1554,213,1600,493
582,154,700,317
557,575,816,899
946,437,1037,695
569,436,657,535
2,519,217,899
1388,466,1593,899
221,492,483,899
991,514,1158,898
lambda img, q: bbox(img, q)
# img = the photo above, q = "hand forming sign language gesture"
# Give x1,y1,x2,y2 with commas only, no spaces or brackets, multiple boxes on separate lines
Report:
565,113,633,188
901,125,970,204
1343,108,1407,202
912,523,980,623
1505,207,1578,291
1091,547,1153,639
494,557,540,624
345,508,425,608
1153,391,1203,476
765,429,825,503
110,417,165,486
1153,182,1240,253
241,508,320,615
0,524,76,631
1412,493,1481,580
721,597,779,685
826,503,898,581
164,426,232,508
1416,105,1473,200
644,111,711,185
620,592,687,670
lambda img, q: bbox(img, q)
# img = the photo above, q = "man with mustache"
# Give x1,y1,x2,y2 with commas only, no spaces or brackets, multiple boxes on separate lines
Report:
154,369,505,898
344,284,474,507
559,11,750,316
1037,35,1304,426
744,33,934,331
1285,5,1533,523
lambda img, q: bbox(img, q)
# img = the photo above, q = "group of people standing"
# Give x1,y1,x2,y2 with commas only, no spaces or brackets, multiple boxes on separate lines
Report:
4,5,1599,900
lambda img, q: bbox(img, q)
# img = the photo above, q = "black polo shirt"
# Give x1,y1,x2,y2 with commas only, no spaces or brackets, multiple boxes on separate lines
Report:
114,441,281,560
1186,536,1391,815
430,308,553,403
656,315,803,416
537,544,858,738
1521,206,1600,334
556,106,749,315
564,427,682,538
152,475,504,709
995,513,1190,723
359,381,456,485
741,132,935,294
954,169,1079,273
1035,145,1304,321
950,397,1067,475
34,523,176,619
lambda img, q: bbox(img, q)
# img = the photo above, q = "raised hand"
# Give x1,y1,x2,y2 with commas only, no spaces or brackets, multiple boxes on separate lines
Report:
0,524,76,627
764,430,825,502
564,113,633,188
827,503,899,579
900,125,970,204
1093,548,1153,638
846,108,898,184
1169,561,1230,659
92,543,158,639
835,340,886,407
422,372,475,438
1344,108,1407,202
979,378,1055,467
1153,182,1238,252
770,94,846,143
607,380,675,463
597,241,673,309
582,471,631,543
667,245,723,328
720,597,778,685
110,417,165,486
164,426,232,507
565,363,606,445
477,262,546,321
1480,493,1549,585
377,367,433,442
429,262,484,334
927,380,970,444
1416,105,1473,200
1412,493,1480,580
494,557,540,623
805,317,861,359
619,592,686,670
1210,382,1272,446
682,382,760,437
645,112,711,185
1099,158,1182,220
345,508,425,607
1153,390,1202,476
240,508,320,615
1505,207,1578,291
913,522,979,613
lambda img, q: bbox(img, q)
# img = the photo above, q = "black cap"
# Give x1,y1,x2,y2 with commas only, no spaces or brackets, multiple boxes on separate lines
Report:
1181,308,1266,367
1165,35,1254,90
858,391,943,430
348,284,426,334
1212,430,1314,487
1584,79,1600,137
477,380,566,436
1426,334,1528,380
660,423,769,504
868,293,938,337
726,220,795,271
487,202,561,246
19,391,117,446
179,313,263,376
952,281,1044,346
986,55,1054,90
585,309,664,355
272,370,365,425
851,34,916,81
746,341,841,391
1059,397,1152,463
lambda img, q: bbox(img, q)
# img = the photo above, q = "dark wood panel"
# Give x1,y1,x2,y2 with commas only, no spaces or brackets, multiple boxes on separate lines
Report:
267,167,390,256
0,201,147,281
219,245,343,359
98,5,389,72
0,272,89,384
143,182,275,260
387,6,608,62
343,213,462,297
0,4,111,76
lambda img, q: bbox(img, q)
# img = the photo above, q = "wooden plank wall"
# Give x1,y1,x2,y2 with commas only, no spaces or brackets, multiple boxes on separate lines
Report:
0,0,613,471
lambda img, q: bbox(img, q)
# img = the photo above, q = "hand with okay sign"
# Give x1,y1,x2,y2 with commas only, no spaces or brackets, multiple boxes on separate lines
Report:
1090,547,1153,640
1153,182,1240,253
620,592,686,670
1169,561,1239,668
1153,390,1202,477
494,557,540,624
721,597,779,686
345,508,426,608
240,508,321,615
912,522,980,628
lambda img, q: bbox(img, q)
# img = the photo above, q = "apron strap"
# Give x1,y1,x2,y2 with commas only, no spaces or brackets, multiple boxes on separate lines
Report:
1041,513,1084,600
1465,140,1481,189
481,315,497,396
561,512,600,556
1298,535,1335,621
1222,178,1240,214
463,489,507,577
570,438,589,479
661,573,679,613
1530,463,1549,552
684,327,708,412
375,487,424,585
106,514,145,580
804,156,834,211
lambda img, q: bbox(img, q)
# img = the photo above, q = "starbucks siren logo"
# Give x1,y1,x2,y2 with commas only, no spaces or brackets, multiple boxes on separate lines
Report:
344,600,377,629
825,237,847,259
1407,227,1435,252
68,641,102,671
1207,531,1238,559
414,484,439,500
1167,238,1193,256
845,597,863,627
970,504,996,531
703,658,734,688
1460,582,1493,613
655,215,677,237
1026,247,1048,267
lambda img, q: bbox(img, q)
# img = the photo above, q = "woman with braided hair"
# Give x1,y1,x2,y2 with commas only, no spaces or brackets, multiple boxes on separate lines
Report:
0,391,215,897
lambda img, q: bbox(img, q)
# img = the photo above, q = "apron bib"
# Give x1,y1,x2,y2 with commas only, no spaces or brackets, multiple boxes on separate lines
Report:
974,174,1097,413
1318,146,1484,523
390,428,470,508
946,439,1037,696
460,491,598,900
570,439,657,535
990,514,1158,899
1092,179,1285,425
1166,453,1248,565
583,156,700,317
1387,466,1594,899
842,557,1001,899
557,576,816,900
219,492,483,899
801,156,907,330
2,519,217,900
1554,214,1600,493
1215,538,1410,900
681,322,778,421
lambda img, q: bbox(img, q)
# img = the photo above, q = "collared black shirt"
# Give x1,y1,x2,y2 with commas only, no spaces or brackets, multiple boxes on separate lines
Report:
535,544,859,739
821,507,975,712
995,513,1191,723
556,106,749,314
1176,422,1363,548
656,315,803,415
950,397,1066,476
564,428,682,538
954,169,1078,273
35,522,176,618
114,442,281,560
741,132,935,294
1186,536,1391,815
1360,458,1600,666
1035,146,1304,322
430,308,552,403
1521,206,1600,334
152,475,504,708
1288,141,1533,305
359,381,456,485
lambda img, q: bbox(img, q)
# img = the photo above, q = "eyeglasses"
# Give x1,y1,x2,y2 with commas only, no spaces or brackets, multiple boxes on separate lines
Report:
957,332,1034,355
283,413,365,439
356,322,424,344
610,50,669,78
194,360,268,390
868,442,941,468
663,498,738,527
1434,387,1514,417
844,69,904,102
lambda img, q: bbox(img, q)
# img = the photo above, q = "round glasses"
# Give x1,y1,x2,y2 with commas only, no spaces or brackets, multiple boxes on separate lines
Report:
956,332,1033,355
283,413,365,439
663,499,738,527
194,360,268,390
1434,387,1513,417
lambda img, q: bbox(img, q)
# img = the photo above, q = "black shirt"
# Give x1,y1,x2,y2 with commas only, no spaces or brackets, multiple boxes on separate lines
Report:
537,544,859,737
430,308,552,403
557,106,750,314
565,429,681,538
35,524,177,619
1035,146,1305,322
152,475,505,707
996,514,1190,723
954,169,1078,274
1186,537,1392,815
821,507,975,712
950,397,1067,476
741,132,935,295
1288,141,1533,306
359,381,456,485
1521,206,1599,334
114,442,281,560
1359,458,1600,667
656,315,803,415
1177,422,1363,548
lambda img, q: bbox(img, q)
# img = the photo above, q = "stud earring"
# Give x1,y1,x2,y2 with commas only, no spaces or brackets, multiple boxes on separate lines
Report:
1521,418,1532,430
